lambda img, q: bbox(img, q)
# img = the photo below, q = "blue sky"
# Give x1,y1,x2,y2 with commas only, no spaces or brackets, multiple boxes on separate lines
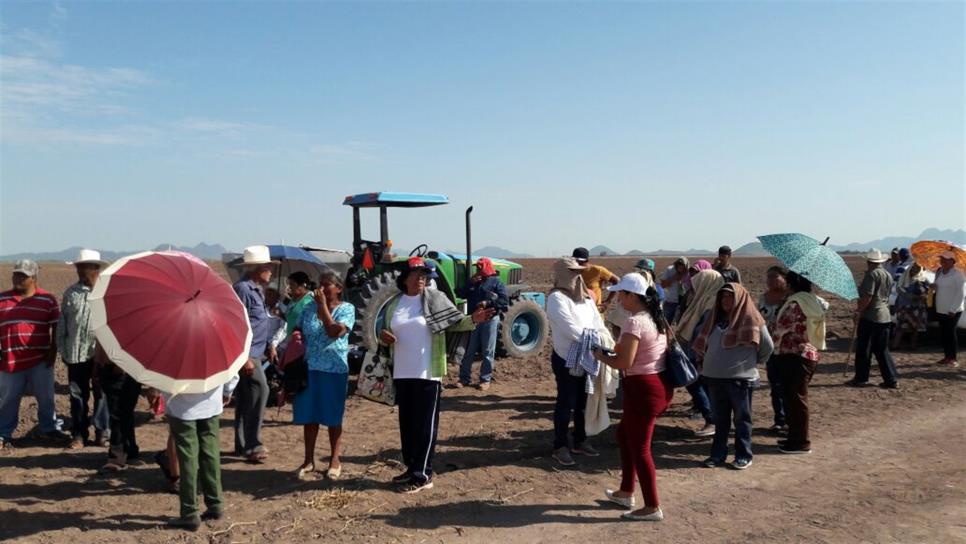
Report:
1,1,963,257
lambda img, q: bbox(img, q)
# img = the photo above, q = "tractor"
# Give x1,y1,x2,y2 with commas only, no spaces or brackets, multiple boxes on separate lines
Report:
339,192,549,360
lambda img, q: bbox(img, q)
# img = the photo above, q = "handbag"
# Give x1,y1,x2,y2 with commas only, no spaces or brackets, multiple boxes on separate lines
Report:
356,347,396,405
281,357,309,401
662,328,699,388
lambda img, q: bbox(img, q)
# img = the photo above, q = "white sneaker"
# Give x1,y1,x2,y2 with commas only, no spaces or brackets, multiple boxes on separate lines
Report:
605,489,635,509
622,508,664,521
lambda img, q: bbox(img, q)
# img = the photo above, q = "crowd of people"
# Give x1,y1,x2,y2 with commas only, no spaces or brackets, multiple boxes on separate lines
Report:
0,241,963,529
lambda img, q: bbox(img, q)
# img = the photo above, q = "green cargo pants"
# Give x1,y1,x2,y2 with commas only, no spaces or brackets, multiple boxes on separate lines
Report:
168,415,224,519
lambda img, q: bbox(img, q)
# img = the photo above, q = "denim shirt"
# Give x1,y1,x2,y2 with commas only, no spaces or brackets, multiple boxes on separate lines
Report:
233,279,270,358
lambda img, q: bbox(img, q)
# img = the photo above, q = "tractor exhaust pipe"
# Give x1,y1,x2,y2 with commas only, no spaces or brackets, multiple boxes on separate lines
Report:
465,206,474,291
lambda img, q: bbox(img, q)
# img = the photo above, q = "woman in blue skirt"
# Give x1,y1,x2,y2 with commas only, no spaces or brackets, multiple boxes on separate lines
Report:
294,271,355,480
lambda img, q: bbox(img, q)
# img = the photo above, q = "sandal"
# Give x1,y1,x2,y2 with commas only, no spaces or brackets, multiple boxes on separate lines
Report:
326,465,342,480
295,464,315,480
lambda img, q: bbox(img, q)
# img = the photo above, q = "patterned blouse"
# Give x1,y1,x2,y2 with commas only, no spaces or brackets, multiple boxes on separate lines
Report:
772,301,820,362
300,301,356,374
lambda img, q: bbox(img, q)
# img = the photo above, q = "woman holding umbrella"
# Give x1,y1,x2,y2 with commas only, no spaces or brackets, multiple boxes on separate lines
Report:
771,272,827,454
931,251,966,367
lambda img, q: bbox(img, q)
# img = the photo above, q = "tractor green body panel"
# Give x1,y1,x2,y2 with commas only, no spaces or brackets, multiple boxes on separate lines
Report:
367,252,524,307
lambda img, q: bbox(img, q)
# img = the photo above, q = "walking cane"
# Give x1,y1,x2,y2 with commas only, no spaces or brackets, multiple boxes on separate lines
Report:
842,319,858,377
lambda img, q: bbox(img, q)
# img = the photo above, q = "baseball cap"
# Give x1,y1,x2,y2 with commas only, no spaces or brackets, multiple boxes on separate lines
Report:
608,272,652,296
424,260,440,280
571,247,590,262
407,256,430,270
13,260,39,277
634,258,655,271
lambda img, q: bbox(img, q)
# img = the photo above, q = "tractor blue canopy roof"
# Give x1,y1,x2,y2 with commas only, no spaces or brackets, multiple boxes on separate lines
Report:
342,192,449,208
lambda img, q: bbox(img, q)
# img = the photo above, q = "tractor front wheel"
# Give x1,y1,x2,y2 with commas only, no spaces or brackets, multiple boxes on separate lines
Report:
497,298,549,359
353,270,401,352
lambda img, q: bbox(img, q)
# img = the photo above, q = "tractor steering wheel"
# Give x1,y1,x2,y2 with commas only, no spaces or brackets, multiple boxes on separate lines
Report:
409,244,429,258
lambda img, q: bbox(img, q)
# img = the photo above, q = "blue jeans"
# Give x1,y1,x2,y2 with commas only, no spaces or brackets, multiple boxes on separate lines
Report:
705,377,754,462
0,363,60,440
459,316,498,384
765,355,785,427
67,360,109,441
685,376,714,424
551,351,587,450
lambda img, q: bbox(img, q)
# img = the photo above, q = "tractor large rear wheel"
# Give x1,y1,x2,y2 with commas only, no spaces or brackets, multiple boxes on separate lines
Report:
353,271,400,352
497,298,549,359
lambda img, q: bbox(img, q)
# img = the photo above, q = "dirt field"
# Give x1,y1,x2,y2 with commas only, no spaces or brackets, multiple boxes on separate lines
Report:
1,258,965,544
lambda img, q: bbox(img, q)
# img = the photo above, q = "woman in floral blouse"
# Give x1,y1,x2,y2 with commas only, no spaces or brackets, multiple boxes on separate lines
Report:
293,271,355,480
771,271,827,455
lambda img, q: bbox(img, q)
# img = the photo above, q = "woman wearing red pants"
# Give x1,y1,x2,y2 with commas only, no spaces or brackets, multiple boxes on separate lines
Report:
595,273,673,521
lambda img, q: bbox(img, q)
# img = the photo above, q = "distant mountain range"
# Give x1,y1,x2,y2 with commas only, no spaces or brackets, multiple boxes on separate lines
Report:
5,228,962,262
0,243,229,262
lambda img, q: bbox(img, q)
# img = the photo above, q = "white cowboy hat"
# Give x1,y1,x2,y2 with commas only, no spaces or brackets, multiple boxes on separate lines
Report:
864,248,889,263
67,248,108,267
242,245,278,266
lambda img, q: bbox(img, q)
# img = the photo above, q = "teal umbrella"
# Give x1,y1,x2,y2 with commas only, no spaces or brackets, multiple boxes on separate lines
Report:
757,233,859,301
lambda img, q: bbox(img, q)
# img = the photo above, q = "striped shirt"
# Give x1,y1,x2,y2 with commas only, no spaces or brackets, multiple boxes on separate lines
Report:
0,289,60,373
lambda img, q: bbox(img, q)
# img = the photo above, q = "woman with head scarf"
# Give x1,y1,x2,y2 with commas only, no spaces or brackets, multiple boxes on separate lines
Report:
546,257,606,466
691,283,773,470
892,263,930,350
674,269,725,437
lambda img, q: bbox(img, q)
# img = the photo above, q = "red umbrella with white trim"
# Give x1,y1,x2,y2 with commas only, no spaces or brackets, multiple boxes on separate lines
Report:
89,251,252,394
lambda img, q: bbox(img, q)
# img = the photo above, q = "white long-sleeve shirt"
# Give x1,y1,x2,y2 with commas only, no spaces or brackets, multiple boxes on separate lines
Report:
546,291,605,359
934,268,966,314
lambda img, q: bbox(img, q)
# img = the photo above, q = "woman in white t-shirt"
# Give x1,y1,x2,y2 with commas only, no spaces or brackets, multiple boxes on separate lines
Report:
378,257,493,494
931,251,966,367
595,273,673,522
546,257,605,467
